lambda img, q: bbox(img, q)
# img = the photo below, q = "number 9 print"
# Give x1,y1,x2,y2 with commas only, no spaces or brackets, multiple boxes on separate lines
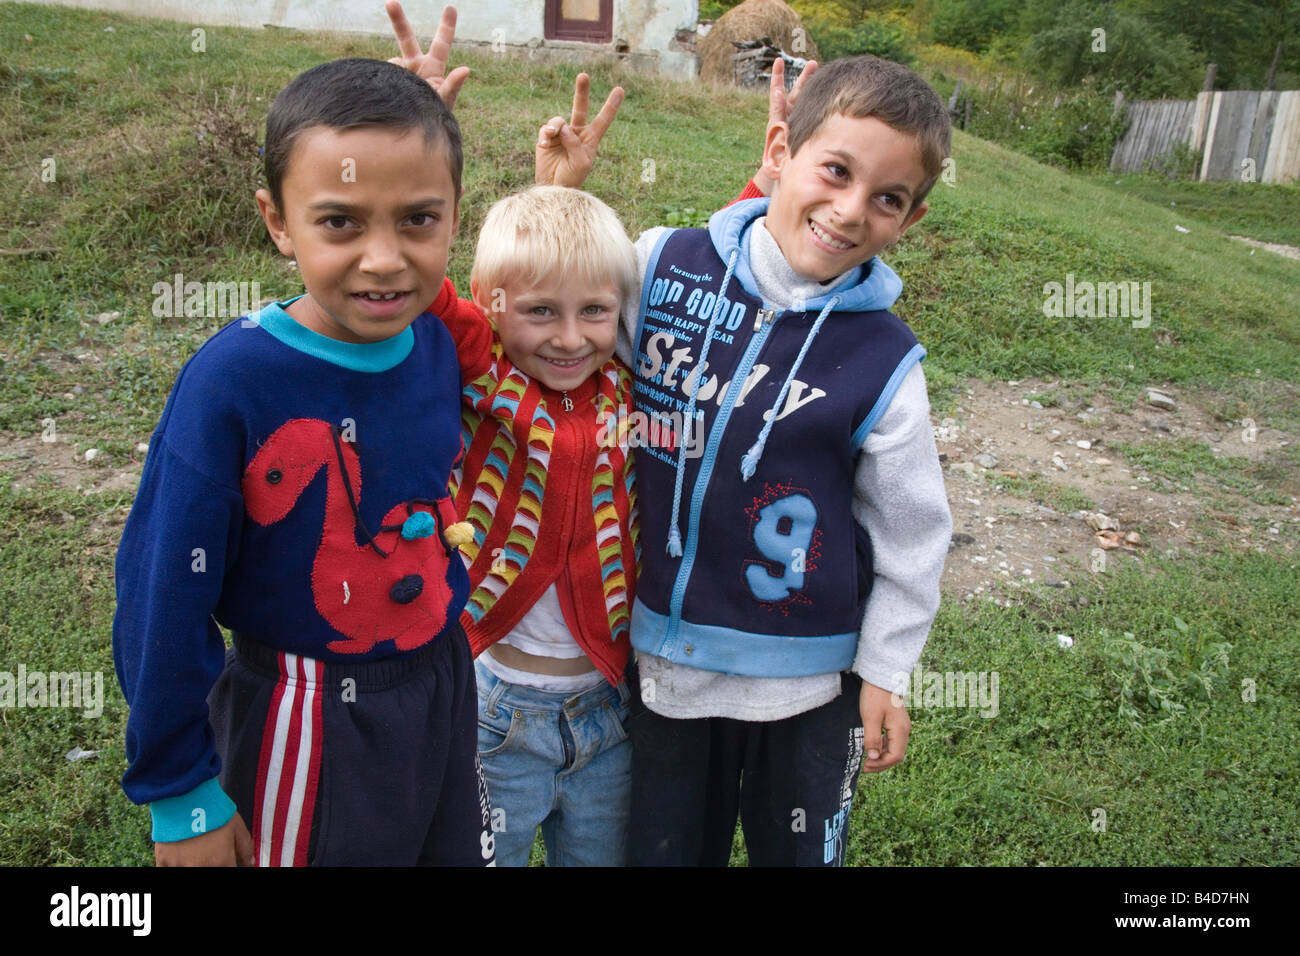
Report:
744,493,817,602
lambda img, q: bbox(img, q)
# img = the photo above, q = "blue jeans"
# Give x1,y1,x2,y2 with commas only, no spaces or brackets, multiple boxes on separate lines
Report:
475,658,632,866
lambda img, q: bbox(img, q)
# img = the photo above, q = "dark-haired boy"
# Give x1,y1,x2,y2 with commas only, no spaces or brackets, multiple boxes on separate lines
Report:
112,56,493,866
546,55,955,865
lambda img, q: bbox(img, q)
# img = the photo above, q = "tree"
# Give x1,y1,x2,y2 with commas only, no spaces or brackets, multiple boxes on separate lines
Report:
1024,1,1200,97
1127,0,1300,88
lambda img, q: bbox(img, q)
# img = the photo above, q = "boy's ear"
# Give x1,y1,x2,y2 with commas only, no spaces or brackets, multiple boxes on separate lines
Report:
898,199,929,239
470,278,505,325
760,121,791,186
255,188,295,258
469,277,492,312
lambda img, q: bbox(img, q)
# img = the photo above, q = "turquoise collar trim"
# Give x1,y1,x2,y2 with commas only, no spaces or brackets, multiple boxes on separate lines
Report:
247,295,415,372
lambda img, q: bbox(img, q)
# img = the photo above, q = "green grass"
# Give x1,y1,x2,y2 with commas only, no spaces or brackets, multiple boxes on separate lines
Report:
0,474,147,865
840,554,1299,866
1091,173,1300,248
890,141,1300,409
1,1,1298,867
985,471,1094,514
1111,437,1297,506
1023,389,1062,408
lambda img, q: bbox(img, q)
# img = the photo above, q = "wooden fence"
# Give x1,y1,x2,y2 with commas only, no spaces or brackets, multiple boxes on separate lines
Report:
1111,90,1300,184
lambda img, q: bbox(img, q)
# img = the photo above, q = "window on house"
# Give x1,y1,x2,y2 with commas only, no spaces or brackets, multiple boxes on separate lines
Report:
544,0,613,43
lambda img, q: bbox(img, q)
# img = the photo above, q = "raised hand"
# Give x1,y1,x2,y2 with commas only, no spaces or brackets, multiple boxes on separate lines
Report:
385,1,470,111
754,55,819,196
535,73,624,189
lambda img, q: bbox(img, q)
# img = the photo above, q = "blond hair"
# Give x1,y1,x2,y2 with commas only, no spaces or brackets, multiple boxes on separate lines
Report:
471,185,638,303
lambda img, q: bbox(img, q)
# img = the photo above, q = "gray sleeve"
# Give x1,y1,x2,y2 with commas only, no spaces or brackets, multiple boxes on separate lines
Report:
618,227,669,366
850,362,952,693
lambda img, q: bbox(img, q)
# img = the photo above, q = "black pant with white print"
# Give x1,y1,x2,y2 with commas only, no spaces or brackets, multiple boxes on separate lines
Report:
626,663,865,867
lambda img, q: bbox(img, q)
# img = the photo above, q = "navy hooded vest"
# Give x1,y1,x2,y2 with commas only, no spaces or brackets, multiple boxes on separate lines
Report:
629,204,925,677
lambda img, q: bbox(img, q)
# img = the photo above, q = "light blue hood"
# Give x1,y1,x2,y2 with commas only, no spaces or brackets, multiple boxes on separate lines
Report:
706,197,903,314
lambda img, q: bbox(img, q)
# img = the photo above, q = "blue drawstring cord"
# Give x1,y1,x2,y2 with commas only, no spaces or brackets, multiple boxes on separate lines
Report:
740,296,839,481
666,249,739,557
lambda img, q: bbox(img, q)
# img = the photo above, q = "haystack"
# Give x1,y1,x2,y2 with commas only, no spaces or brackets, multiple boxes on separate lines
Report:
698,0,820,85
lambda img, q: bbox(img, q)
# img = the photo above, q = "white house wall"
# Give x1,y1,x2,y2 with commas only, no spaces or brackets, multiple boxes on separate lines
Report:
31,0,698,67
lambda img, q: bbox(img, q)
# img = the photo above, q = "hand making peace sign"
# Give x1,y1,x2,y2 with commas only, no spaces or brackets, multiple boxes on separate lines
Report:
535,73,625,189
385,1,469,111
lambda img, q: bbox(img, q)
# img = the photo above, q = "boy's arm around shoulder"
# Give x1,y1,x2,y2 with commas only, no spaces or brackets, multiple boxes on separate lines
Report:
429,277,493,383
429,278,553,426
112,352,254,863
850,362,952,770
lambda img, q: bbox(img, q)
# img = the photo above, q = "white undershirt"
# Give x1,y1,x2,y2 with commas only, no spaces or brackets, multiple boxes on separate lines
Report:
499,584,584,658
478,584,606,694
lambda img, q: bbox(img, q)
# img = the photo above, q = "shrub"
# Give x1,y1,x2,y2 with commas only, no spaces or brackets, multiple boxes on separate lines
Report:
1012,89,1130,169
1095,620,1233,726
805,14,915,66
928,0,1022,55
1141,141,1202,181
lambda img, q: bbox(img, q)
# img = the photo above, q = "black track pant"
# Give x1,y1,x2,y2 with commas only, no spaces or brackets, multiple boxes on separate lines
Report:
209,625,493,866
627,663,865,867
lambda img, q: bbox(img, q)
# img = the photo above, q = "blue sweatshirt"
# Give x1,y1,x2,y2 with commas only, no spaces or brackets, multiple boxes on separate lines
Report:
112,300,469,840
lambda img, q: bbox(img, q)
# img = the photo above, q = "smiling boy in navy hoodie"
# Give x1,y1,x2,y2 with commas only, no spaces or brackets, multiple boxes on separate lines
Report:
543,54,954,866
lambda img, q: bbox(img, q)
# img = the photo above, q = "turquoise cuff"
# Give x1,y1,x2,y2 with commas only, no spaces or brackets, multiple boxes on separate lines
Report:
150,777,238,843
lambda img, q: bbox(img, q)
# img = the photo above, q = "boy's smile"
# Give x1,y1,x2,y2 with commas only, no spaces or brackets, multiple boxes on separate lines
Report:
256,125,458,344
764,114,929,282
477,273,621,393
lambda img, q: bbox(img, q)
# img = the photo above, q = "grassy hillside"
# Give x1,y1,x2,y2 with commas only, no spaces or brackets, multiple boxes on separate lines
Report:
1,2,1297,867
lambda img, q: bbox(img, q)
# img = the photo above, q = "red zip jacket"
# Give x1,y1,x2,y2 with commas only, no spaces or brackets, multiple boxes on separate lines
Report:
428,279,638,687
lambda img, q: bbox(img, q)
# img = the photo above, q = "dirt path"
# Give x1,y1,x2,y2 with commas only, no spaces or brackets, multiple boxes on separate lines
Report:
938,379,1298,605
1227,235,1300,261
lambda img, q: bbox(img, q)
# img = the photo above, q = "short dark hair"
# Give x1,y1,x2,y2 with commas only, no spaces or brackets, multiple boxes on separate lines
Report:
787,56,951,210
263,58,462,213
